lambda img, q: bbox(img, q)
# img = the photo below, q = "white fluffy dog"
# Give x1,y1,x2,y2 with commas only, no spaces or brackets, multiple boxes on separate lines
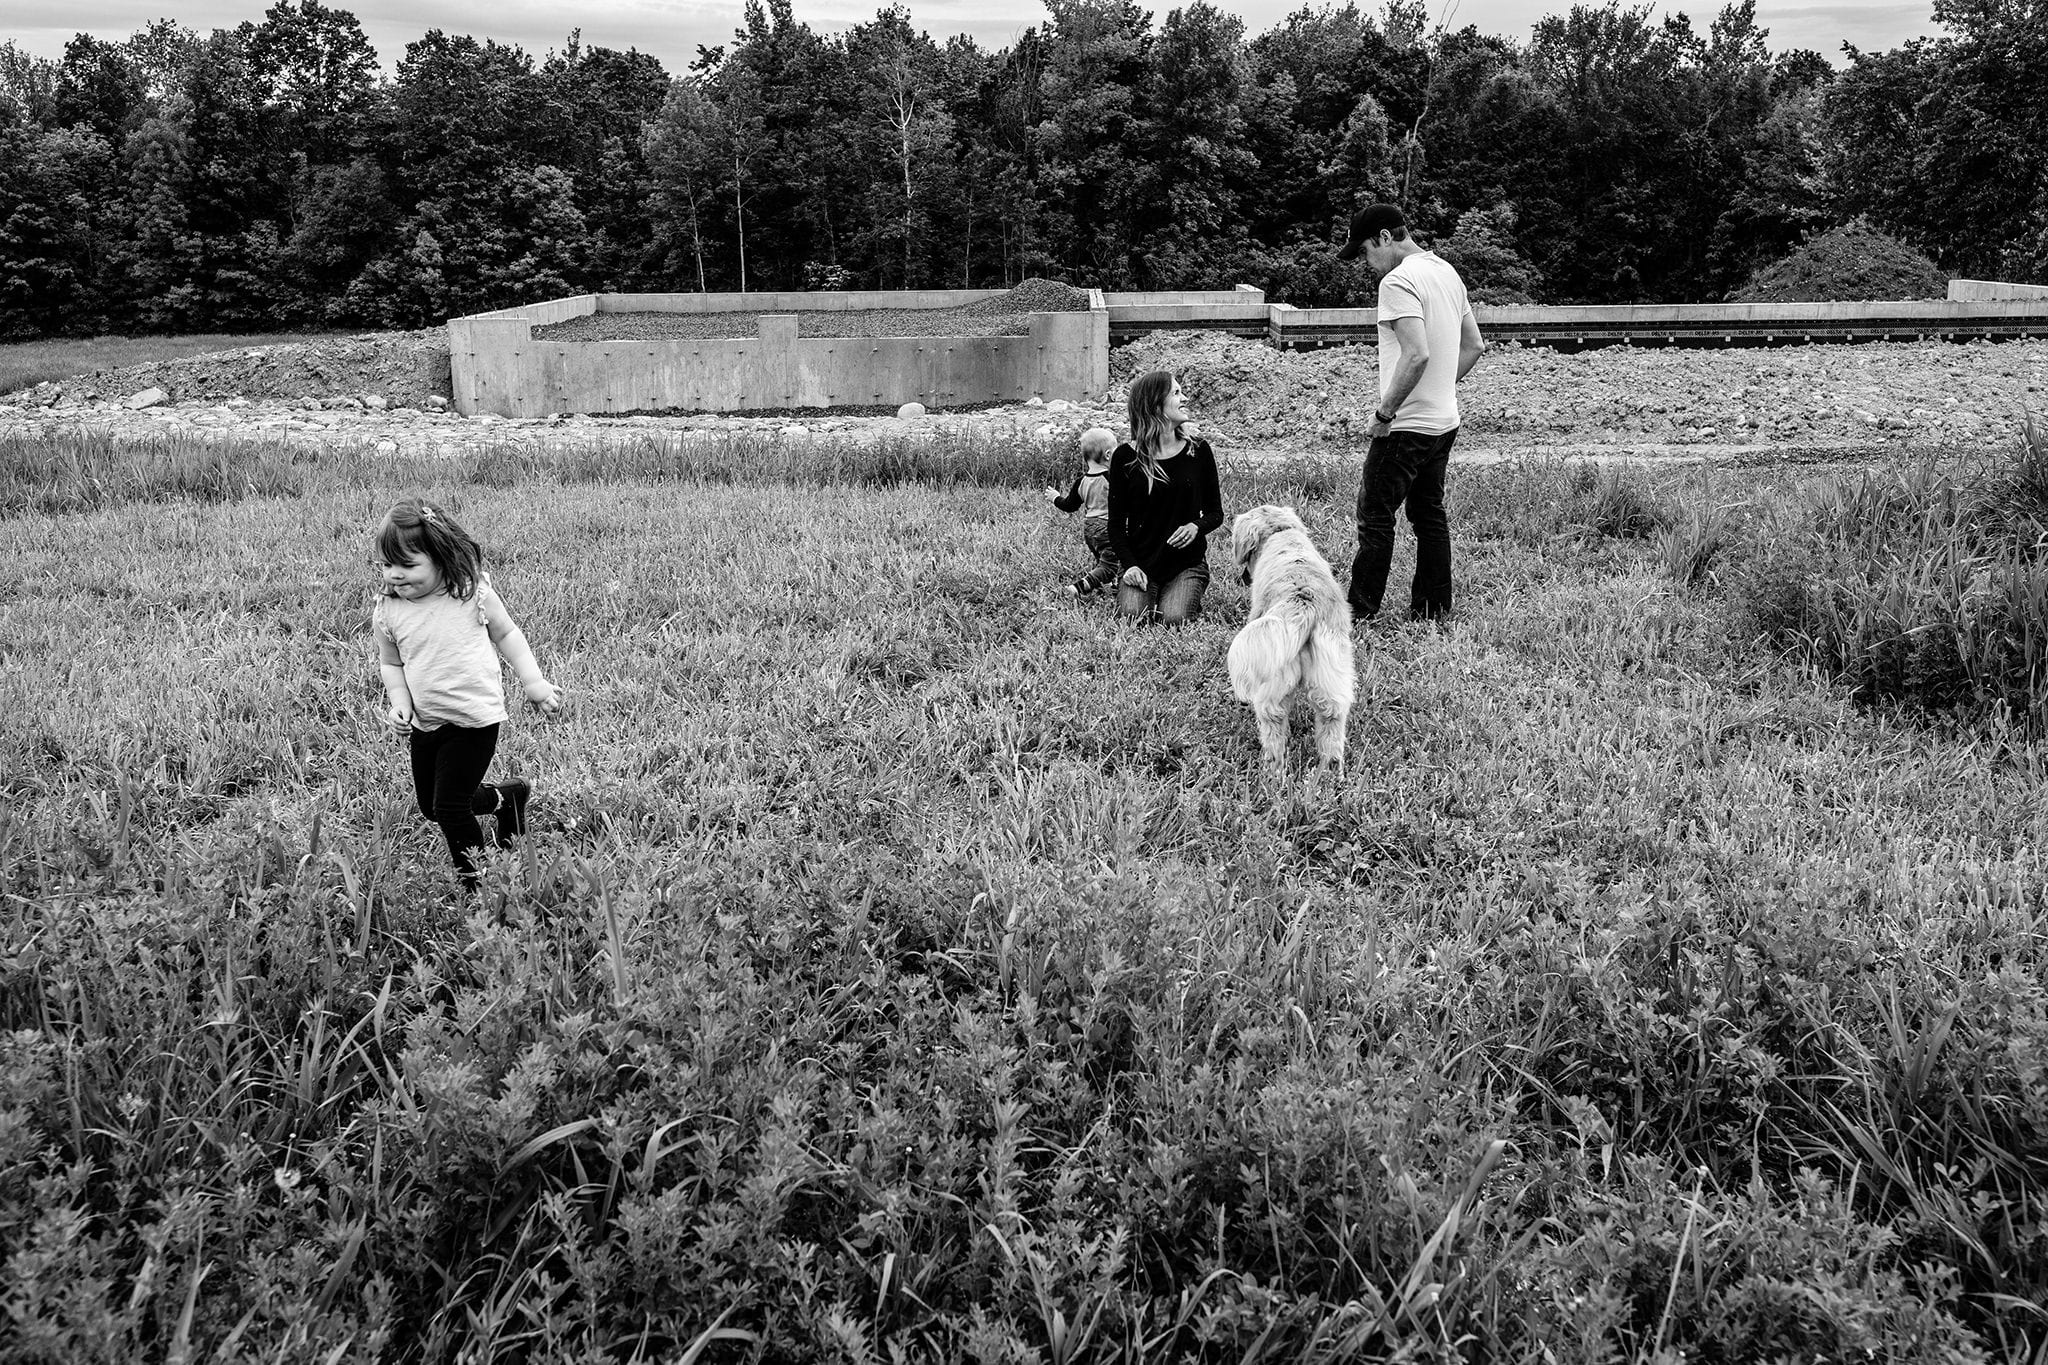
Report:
1226,505,1356,776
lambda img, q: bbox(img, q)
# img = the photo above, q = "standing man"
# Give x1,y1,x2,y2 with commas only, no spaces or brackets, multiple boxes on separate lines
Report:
1335,203,1485,623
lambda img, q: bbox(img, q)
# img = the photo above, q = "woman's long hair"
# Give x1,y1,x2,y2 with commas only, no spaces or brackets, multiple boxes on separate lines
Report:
1126,370,1181,490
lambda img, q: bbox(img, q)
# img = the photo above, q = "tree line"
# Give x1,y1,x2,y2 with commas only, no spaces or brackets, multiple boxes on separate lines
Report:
0,0,2042,339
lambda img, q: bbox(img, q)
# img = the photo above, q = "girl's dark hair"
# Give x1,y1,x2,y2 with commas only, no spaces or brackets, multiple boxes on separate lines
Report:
1127,370,1181,489
376,500,483,600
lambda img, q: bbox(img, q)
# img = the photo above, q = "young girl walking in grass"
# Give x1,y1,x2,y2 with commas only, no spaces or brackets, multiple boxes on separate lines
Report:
371,499,564,889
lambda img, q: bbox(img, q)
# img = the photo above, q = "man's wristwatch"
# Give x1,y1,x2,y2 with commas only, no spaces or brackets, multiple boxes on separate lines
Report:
1373,409,1396,425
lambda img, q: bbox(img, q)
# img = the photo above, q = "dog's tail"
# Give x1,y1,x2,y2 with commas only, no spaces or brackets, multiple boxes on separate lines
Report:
1228,587,1319,704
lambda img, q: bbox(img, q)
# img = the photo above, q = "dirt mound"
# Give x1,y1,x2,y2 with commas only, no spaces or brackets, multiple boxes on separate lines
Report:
1729,221,1949,303
5,330,452,407
1111,330,1332,440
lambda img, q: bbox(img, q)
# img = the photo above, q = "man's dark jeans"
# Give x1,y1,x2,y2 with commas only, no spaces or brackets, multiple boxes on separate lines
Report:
1349,427,1459,621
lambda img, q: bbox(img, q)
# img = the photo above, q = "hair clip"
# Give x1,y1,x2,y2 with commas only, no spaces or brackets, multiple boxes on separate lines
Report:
419,505,440,524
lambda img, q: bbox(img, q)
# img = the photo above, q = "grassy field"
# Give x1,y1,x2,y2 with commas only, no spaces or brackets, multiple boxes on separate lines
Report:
0,331,353,395
1,427,2044,1362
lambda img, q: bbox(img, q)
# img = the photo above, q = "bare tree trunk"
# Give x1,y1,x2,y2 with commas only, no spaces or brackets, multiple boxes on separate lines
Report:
733,155,748,293
901,129,914,286
685,185,706,291
895,94,915,285
962,159,975,287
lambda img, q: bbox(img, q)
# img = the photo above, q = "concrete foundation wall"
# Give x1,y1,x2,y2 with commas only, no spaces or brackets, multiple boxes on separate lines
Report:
1103,289,1265,306
1111,303,1273,325
1950,279,2048,301
593,289,1006,314
450,295,1108,417
1280,300,2048,328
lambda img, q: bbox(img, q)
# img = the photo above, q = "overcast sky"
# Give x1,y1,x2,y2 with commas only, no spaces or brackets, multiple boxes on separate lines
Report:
7,0,1939,74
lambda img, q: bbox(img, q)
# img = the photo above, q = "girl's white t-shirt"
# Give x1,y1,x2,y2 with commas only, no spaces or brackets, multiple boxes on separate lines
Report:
373,582,508,730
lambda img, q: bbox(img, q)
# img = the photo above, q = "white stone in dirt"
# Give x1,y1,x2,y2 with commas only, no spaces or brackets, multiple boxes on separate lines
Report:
425,394,449,410
362,395,388,410
1024,395,1044,407
897,402,927,419
1046,400,1073,412
781,424,810,437
124,387,168,409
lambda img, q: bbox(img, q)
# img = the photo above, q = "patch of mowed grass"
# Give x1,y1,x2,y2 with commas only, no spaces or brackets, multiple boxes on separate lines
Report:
0,330,353,395
1,445,2044,1363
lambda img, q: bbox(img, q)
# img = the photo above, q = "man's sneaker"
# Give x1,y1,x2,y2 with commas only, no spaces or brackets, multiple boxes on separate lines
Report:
494,778,531,846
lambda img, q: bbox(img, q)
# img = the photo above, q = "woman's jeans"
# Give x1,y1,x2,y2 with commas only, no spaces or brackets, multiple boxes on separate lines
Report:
1119,560,1210,625
1348,428,1458,621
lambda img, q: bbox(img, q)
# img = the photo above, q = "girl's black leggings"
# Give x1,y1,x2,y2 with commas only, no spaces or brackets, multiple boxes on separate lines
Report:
409,722,502,885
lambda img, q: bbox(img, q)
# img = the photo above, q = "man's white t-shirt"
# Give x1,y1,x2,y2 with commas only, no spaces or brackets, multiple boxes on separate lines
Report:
1376,251,1472,436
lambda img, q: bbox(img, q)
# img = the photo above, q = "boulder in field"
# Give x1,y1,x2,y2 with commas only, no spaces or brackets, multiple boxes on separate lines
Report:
896,401,927,419
362,394,389,410
124,387,168,410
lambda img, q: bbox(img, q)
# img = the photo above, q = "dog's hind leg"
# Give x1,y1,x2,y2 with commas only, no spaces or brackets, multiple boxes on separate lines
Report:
1305,627,1355,775
1308,696,1348,775
1254,701,1292,777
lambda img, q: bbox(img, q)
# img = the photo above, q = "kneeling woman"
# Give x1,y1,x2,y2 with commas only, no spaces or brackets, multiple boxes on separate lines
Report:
1109,370,1225,625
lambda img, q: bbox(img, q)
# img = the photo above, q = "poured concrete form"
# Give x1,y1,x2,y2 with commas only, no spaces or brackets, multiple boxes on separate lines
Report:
1105,286,1270,342
1950,279,2048,302
449,289,1110,417
1273,299,2048,350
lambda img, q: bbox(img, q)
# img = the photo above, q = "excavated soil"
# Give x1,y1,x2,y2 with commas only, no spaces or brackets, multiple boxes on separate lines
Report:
533,278,1095,342
6,330,452,409
1111,330,2048,449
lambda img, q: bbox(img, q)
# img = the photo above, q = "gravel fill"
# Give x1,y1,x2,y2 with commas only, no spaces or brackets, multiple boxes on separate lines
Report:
533,278,1094,343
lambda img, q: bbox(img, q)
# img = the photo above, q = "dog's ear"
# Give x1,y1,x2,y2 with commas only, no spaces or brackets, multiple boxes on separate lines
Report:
1234,509,1268,584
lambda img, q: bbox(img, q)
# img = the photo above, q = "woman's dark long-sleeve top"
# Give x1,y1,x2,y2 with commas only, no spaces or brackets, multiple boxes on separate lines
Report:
1106,436,1224,584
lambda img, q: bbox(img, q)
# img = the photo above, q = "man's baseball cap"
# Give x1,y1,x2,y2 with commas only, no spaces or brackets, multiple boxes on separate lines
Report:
1336,203,1407,260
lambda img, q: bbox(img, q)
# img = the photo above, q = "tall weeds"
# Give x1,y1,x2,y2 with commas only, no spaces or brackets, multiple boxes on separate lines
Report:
0,429,305,513
1,441,2040,1361
1720,426,2048,731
